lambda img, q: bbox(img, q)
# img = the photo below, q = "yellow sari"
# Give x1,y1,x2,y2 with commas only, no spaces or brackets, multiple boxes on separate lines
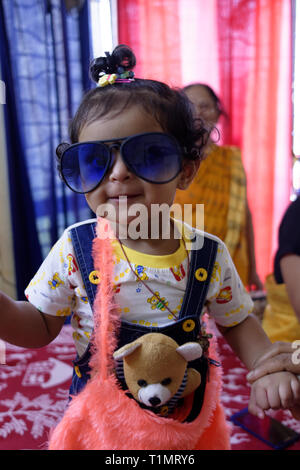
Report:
262,274,300,343
174,144,249,285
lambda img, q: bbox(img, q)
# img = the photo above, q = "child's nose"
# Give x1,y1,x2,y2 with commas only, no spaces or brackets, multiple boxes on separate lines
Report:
108,150,132,182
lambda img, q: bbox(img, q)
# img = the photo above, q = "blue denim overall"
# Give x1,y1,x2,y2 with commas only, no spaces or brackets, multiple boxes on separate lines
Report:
68,221,219,422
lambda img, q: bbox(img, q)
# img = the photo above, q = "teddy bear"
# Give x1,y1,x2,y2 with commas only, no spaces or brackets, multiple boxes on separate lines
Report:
113,332,203,415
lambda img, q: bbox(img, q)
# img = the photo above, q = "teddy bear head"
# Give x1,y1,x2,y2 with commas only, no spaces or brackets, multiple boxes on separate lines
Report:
113,333,202,410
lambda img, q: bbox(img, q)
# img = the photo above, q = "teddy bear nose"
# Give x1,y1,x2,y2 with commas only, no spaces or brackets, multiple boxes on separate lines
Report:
149,396,161,407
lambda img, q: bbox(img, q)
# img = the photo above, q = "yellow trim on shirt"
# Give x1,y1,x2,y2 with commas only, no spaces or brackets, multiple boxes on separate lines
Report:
111,238,188,269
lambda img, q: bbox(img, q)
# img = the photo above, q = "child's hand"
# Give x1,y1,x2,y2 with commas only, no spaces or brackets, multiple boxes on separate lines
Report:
248,371,300,419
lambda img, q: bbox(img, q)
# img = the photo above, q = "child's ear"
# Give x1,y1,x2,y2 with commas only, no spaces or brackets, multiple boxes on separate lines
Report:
177,160,200,190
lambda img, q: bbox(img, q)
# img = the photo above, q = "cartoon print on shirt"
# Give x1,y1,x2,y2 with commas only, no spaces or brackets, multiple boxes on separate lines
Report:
114,268,130,283
170,264,186,281
48,273,64,289
225,304,245,323
113,283,121,294
211,262,221,283
66,254,79,276
147,292,169,311
216,286,232,304
74,287,88,304
168,297,183,320
132,319,158,327
55,307,71,317
134,265,148,281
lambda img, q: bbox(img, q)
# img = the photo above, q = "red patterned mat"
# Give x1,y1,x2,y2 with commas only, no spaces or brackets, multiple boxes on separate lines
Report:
0,325,299,450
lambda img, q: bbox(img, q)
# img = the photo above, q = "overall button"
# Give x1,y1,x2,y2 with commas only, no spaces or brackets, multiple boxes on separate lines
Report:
89,270,100,284
74,365,82,378
195,268,208,281
182,319,196,332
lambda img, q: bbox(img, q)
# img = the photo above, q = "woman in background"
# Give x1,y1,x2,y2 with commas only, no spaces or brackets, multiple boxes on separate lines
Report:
262,196,300,342
175,83,262,290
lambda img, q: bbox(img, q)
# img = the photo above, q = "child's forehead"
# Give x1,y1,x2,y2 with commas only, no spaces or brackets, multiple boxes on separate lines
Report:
78,105,164,142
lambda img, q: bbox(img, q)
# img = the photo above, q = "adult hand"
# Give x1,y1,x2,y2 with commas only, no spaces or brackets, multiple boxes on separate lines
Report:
247,341,300,419
247,341,300,382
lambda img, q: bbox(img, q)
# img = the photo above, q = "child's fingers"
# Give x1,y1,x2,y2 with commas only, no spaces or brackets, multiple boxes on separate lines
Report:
278,381,294,409
266,385,281,409
248,402,265,419
291,376,300,403
248,387,267,418
254,385,269,411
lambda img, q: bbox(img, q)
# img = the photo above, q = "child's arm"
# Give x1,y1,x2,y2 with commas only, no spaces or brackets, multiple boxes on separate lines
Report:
218,313,272,371
0,290,65,348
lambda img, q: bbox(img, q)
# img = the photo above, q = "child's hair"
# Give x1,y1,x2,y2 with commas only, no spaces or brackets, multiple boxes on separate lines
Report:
183,83,228,121
69,45,210,161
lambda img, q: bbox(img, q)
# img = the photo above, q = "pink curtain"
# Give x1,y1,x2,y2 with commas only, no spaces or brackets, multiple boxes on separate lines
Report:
118,0,292,282
117,0,182,85
217,0,292,281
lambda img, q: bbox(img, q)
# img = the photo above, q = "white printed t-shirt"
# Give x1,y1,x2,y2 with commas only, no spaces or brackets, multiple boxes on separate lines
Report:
25,219,253,357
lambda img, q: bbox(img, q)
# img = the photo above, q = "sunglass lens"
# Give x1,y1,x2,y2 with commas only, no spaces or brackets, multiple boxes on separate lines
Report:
61,143,109,193
123,134,182,183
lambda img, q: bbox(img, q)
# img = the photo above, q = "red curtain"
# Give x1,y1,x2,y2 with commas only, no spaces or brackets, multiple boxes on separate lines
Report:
117,0,182,85
117,0,292,283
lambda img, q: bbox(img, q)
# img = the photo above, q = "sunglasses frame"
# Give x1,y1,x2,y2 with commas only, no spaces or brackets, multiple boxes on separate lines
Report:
57,132,184,194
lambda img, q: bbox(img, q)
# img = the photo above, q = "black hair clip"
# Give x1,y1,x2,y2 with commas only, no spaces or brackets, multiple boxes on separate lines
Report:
56,142,70,180
89,45,136,85
56,142,70,159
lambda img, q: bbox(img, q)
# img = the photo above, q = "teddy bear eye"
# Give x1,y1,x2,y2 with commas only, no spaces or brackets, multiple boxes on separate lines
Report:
137,379,147,387
161,377,172,386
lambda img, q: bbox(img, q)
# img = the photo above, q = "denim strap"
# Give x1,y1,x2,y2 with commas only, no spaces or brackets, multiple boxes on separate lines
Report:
69,221,97,308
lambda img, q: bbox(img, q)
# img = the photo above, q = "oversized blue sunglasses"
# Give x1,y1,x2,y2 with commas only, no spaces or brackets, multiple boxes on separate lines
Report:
57,132,183,194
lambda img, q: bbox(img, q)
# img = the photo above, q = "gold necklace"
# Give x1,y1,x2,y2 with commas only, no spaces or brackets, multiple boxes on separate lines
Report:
117,238,190,322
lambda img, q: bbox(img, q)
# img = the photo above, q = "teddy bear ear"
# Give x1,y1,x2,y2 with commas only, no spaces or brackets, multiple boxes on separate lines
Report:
113,341,142,361
176,342,203,362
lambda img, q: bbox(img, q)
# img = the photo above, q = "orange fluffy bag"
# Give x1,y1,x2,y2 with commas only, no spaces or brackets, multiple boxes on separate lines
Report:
48,218,231,450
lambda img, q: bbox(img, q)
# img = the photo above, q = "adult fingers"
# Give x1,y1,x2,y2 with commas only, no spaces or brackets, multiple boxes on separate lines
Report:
256,342,294,365
266,384,281,410
278,380,294,409
247,353,292,383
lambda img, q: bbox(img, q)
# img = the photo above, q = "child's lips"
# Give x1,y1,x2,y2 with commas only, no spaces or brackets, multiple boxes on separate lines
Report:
108,194,141,201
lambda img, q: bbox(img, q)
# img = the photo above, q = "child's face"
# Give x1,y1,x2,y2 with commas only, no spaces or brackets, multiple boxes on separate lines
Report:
79,106,198,229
